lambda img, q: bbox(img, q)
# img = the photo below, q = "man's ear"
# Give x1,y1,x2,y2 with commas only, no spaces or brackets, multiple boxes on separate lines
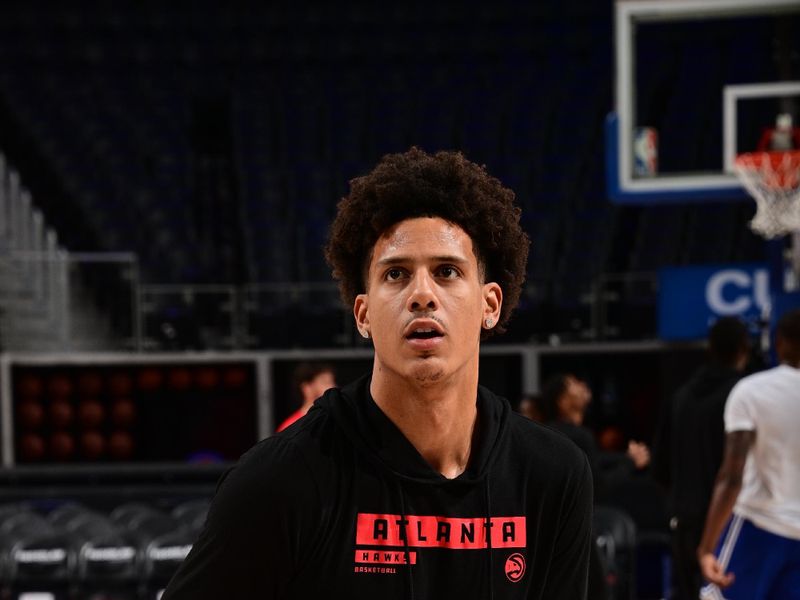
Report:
482,282,502,330
354,294,370,338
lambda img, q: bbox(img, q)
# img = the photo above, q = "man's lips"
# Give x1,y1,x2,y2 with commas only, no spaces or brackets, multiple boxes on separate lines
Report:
405,335,444,351
403,318,445,351
403,318,445,339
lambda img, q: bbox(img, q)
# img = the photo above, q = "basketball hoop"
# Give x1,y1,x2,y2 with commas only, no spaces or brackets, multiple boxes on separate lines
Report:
734,150,800,239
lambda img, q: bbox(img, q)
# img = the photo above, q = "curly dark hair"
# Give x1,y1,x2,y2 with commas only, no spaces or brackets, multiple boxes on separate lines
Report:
324,147,530,337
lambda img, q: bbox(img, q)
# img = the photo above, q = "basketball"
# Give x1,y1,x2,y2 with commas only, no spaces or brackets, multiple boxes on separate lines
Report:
137,367,164,391
109,431,135,460
49,399,74,429
17,400,45,430
16,375,43,399
80,431,105,460
195,367,220,389
168,368,193,391
78,372,104,396
78,399,105,429
19,433,45,461
111,398,137,428
47,375,72,399
50,432,75,461
223,367,247,389
109,372,133,397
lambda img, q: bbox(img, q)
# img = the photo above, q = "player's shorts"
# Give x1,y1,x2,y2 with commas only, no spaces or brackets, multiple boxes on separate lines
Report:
700,513,800,600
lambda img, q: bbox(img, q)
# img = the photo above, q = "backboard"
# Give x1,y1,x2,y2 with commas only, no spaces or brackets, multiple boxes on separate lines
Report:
608,0,800,204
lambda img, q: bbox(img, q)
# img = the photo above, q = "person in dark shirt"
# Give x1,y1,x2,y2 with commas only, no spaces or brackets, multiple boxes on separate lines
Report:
162,148,593,599
539,373,650,600
651,316,750,600
540,373,651,495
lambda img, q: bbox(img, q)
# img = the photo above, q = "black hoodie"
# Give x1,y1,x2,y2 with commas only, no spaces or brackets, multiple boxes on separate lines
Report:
163,374,592,599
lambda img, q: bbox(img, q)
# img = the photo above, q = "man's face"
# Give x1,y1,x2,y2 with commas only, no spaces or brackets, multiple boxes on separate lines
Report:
354,217,501,387
558,377,592,424
301,371,336,403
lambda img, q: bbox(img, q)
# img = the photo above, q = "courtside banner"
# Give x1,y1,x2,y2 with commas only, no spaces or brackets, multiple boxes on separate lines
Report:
658,263,768,340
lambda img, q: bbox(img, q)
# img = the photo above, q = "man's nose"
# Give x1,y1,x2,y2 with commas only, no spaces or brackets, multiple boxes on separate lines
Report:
407,270,438,312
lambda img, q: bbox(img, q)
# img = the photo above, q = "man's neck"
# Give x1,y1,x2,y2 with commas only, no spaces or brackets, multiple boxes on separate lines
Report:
370,361,479,479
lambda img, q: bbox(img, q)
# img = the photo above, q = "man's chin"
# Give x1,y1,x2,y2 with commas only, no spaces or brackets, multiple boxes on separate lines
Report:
407,359,447,386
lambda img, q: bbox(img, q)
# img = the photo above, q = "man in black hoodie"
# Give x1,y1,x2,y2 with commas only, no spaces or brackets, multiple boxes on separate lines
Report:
651,317,750,600
163,148,593,599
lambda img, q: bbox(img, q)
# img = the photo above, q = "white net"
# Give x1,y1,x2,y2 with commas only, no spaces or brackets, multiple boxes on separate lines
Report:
734,151,800,239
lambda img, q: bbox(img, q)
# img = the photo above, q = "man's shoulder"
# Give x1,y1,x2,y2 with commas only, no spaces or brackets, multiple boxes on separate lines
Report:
225,407,340,497
741,364,791,383
729,365,784,398
505,413,589,473
502,415,592,507
222,436,314,497
546,419,594,443
675,364,739,398
477,386,586,463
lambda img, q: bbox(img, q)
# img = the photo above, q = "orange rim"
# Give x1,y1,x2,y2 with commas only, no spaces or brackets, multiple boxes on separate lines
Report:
735,150,800,189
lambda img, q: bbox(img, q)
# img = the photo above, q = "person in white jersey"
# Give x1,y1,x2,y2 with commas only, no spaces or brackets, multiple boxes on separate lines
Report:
698,308,800,600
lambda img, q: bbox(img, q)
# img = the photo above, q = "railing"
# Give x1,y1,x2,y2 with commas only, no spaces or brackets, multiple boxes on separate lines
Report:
138,281,357,351
136,273,662,351
0,263,664,352
2,247,356,351
138,284,240,351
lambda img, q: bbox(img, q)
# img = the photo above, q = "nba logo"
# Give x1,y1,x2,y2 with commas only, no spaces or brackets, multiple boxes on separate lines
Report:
634,127,658,177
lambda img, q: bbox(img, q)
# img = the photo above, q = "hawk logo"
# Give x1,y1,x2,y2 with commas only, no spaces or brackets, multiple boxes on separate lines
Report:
504,552,526,583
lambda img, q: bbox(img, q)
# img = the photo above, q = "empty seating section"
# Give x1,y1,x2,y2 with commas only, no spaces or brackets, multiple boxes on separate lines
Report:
0,2,775,344
0,499,208,598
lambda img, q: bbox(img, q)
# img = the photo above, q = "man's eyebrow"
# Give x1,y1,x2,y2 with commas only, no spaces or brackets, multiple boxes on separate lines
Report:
374,255,469,267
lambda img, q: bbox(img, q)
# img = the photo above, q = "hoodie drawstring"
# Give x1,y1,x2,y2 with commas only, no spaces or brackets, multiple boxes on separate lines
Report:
393,477,495,600
396,478,415,600
483,477,494,600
